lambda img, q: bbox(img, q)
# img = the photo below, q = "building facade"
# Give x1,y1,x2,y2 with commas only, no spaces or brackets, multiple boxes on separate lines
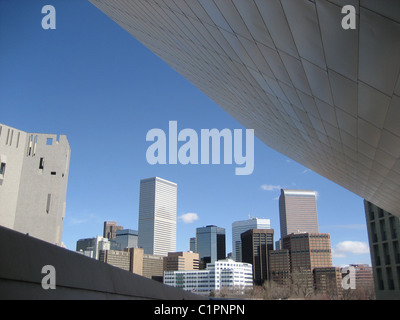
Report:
269,249,291,286
349,264,375,292
283,233,333,272
196,225,226,267
76,236,111,260
164,251,200,271
99,249,131,272
279,189,319,237
241,228,274,284
115,229,138,250
232,217,271,262
89,1,400,220
138,177,177,256
164,259,253,295
103,221,123,240
314,267,343,299
0,123,70,246
365,200,400,299
270,233,333,294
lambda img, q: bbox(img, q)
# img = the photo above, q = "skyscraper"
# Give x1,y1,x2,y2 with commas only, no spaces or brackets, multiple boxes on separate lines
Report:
281,232,333,295
0,123,70,245
196,225,226,267
279,189,319,237
103,221,123,240
241,228,274,284
138,177,177,256
232,217,271,261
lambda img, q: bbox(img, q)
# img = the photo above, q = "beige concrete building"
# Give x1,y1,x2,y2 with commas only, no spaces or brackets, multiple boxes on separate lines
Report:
143,253,165,281
0,123,70,245
164,251,200,271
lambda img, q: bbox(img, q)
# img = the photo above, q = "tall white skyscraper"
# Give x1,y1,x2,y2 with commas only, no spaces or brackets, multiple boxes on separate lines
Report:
232,217,271,262
279,189,319,237
138,177,177,256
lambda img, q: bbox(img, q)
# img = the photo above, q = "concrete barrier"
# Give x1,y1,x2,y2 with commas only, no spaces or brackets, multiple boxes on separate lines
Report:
0,226,204,300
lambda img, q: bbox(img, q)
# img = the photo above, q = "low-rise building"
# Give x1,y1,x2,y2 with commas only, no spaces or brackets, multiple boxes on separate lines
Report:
164,259,253,295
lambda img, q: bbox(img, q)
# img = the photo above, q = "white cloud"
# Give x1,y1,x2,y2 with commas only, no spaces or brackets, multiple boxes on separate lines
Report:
178,212,199,224
332,241,370,258
260,184,282,191
68,213,97,226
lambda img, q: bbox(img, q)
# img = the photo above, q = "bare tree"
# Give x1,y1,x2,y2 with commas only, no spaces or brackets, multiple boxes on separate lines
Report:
262,280,291,300
291,268,314,298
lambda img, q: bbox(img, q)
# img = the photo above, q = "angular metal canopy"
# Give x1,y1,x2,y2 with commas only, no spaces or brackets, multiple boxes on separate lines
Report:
89,0,400,216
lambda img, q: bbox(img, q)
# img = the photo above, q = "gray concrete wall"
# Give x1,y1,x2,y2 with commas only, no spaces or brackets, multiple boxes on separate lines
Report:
0,124,70,246
0,226,204,300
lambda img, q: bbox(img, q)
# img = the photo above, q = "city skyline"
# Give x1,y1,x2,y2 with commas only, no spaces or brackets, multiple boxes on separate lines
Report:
0,0,371,268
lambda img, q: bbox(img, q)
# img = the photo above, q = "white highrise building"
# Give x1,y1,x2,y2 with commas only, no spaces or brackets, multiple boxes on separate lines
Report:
0,123,70,245
138,177,177,256
232,217,271,262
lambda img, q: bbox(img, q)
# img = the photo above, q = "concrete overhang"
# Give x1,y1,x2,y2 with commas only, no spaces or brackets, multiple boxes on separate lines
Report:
89,0,400,216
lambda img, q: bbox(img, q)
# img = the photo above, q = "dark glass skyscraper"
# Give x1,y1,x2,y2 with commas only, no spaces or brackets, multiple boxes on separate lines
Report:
195,225,226,267
241,228,274,284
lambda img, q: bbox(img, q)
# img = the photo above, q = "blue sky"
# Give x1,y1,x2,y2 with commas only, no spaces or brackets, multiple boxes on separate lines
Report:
0,0,371,266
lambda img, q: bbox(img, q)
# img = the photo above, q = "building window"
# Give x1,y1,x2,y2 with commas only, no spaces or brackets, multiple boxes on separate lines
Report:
46,194,52,213
0,162,5,175
39,157,45,170
46,138,53,145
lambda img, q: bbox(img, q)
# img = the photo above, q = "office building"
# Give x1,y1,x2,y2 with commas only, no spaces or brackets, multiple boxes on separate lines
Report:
164,269,211,295
196,225,226,267
273,232,333,294
279,189,319,237
99,249,131,272
99,247,144,276
189,237,196,253
164,251,199,271
232,217,271,261
143,253,165,282
90,1,400,220
314,267,343,299
164,259,253,295
115,229,138,250
76,236,111,260
269,249,291,286
0,123,70,245
349,264,375,292
103,221,123,240
364,200,400,300
138,177,177,256
241,228,274,284
129,247,144,276
284,233,332,271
